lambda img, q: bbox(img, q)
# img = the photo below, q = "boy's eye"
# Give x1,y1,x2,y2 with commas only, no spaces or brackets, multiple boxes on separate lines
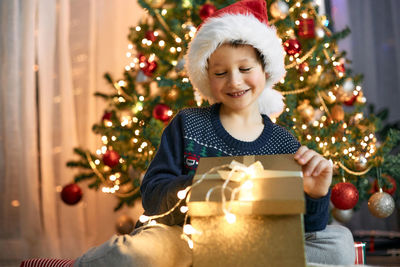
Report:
240,67,252,72
214,72,227,76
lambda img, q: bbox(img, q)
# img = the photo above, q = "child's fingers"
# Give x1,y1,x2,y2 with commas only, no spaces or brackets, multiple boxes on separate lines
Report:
302,155,320,176
296,148,317,165
311,158,331,176
294,145,309,159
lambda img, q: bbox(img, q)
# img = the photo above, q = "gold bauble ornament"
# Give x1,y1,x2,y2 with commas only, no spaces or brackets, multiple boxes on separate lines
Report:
368,191,395,218
297,100,315,123
270,0,289,20
146,0,166,8
331,105,344,122
332,207,354,223
354,154,368,171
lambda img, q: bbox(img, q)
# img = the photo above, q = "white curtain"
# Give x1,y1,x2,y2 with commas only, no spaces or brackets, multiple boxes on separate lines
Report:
0,0,144,265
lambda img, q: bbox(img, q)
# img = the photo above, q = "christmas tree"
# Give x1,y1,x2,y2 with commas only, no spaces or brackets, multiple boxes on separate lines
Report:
67,0,399,218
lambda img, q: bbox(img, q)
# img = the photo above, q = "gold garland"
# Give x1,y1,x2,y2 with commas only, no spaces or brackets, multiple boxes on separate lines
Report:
280,86,311,95
85,151,139,198
337,161,373,176
285,45,317,69
317,91,331,117
154,9,180,40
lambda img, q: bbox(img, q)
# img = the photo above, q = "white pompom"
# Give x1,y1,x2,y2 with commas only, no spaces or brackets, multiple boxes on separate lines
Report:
258,87,285,118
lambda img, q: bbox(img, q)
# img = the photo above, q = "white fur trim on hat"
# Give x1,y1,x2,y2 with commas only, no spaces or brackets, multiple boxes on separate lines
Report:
186,13,286,116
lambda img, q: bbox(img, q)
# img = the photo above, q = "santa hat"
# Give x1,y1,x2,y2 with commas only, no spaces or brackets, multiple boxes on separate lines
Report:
186,0,286,117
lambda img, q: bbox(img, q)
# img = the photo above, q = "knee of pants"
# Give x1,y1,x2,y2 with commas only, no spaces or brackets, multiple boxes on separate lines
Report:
328,225,356,264
305,225,355,265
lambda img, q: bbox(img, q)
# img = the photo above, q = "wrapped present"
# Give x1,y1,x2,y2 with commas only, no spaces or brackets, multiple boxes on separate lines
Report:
354,242,366,265
187,154,306,267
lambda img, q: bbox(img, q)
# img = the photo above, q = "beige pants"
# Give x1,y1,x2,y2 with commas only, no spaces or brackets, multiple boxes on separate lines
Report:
74,224,355,267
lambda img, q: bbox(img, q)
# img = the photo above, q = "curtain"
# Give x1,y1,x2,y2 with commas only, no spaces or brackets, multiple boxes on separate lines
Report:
0,0,144,265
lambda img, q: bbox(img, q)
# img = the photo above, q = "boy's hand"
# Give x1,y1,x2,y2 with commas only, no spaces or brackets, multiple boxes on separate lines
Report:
294,146,332,199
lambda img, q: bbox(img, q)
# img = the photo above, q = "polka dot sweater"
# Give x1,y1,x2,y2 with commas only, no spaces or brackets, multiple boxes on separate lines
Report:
141,104,330,232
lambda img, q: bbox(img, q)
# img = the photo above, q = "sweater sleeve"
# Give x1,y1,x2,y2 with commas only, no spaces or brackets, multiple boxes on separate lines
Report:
285,131,330,233
140,112,193,226
304,190,331,232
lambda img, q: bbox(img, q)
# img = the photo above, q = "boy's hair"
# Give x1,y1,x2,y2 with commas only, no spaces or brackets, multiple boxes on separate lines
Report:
227,40,266,70
185,0,286,117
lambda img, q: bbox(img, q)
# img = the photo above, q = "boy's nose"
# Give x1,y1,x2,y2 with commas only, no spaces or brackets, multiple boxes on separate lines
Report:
228,72,242,89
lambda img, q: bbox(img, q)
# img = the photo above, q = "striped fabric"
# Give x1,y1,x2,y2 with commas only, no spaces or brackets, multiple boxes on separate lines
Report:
20,258,75,267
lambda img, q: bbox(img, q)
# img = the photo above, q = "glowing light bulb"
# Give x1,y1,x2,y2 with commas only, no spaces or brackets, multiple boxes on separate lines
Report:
184,224,195,235
139,215,149,223
180,206,188,213
177,189,187,199
225,212,236,224
188,239,194,249
242,180,254,190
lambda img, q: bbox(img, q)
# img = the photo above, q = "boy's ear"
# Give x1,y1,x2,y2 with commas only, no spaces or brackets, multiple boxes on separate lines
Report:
265,72,269,80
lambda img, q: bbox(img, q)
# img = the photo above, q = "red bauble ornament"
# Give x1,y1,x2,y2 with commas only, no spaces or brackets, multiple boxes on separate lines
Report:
103,150,121,168
145,31,157,42
298,62,309,74
335,63,346,73
142,60,158,76
283,39,301,56
298,18,315,39
331,182,359,210
373,174,397,196
138,53,147,63
199,3,217,20
153,103,172,122
343,93,358,106
102,111,112,121
61,183,82,205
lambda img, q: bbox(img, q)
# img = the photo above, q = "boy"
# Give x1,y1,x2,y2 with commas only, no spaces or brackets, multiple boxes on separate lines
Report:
75,0,355,266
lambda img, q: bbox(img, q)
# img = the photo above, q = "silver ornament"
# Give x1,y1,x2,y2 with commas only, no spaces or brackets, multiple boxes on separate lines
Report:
332,207,354,223
368,191,395,218
136,70,148,83
343,78,355,93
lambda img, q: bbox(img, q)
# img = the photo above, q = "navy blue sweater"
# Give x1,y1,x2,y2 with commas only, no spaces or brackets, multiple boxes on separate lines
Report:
141,104,330,232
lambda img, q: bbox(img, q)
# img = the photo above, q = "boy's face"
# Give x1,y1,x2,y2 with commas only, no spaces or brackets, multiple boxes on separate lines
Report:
207,44,266,113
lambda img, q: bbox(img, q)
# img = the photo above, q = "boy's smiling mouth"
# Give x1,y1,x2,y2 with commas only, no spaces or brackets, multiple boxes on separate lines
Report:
227,89,250,97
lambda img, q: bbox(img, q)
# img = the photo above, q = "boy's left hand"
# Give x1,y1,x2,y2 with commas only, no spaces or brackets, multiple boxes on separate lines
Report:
294,146,332,199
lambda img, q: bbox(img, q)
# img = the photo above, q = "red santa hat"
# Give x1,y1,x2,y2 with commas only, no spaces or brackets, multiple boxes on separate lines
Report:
186,0,286,117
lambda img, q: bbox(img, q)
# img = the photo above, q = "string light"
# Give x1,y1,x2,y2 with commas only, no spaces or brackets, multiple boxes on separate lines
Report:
161,9,167,16
135,26,141,31
225,212,236,224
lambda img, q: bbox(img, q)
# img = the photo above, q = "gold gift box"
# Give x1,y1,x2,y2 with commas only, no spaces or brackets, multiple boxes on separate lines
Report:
187,154,306,267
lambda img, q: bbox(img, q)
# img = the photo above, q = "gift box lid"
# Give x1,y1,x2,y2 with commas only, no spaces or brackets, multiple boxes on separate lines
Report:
188,154,305,216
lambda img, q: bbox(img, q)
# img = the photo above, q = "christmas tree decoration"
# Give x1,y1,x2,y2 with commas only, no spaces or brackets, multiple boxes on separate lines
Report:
283,39,301,56
315,27,325,39
331,182,359,210
153,103,172,122
269,0,289,20
368,190,395,218
354,154,368,171
146,0,166,8
199,3,217,21
61,183,83,205
335,63,346,74
330,105,345,122
141,60,158,77
298,18,315,39
115,214,135,235
342,78,355,94
343,93,358,106
298,62,309,74
373,174,397,196
332,207,354,223
145,30,157,42
297,100,314,123
103,150,121,168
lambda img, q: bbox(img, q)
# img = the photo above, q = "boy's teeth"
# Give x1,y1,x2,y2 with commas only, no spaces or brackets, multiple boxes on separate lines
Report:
229,90,247,97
